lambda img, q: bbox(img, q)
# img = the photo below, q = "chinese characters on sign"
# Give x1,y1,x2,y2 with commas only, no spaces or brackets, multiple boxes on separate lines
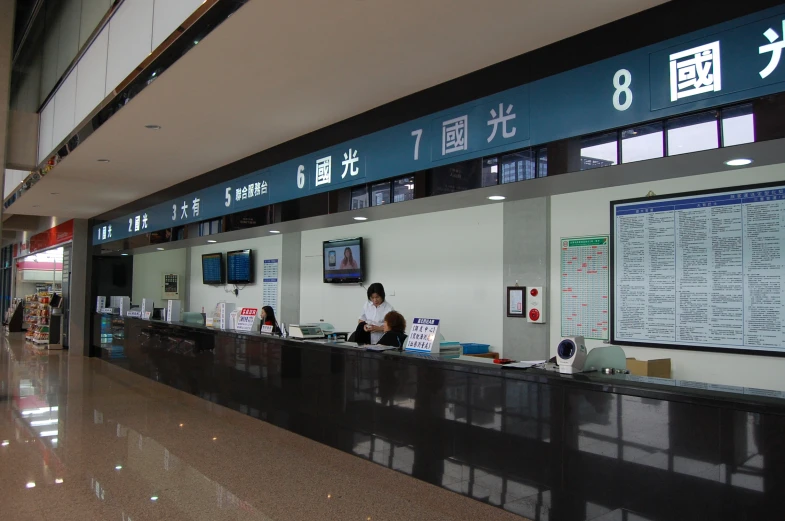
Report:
342,148,360,178
234,181,268,202
442,116,468,155
406,318,440,353
760,20,785,78
669,41,721,101
126,213,148,233
315,156,331,187
487,103,516,142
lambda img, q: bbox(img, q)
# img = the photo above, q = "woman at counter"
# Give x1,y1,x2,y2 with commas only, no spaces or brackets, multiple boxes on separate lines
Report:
260,306,280,334
377,311,407,349
356,283,393,344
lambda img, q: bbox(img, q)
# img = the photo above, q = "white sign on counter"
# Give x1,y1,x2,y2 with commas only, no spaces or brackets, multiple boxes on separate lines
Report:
261,324,274,334
406,318,441,354
236,308,258,332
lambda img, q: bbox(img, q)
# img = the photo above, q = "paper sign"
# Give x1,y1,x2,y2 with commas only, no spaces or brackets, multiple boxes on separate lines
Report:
261,325,274,334
406,318,441,353
236,308,258,332
508,288,524,316
142,312,152,320
101,307,114,314
96,296,106,313
127,310,142,318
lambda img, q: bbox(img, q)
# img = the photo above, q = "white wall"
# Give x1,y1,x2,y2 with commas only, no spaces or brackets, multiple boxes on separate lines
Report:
132,249,187,305
299,205,504,349
189,235,283,314
550,163,785,390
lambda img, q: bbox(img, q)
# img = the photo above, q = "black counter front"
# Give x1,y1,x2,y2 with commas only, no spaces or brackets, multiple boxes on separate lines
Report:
92,314,785,521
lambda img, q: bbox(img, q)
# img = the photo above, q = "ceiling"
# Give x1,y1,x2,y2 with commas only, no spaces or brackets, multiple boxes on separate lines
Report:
7,0,669,219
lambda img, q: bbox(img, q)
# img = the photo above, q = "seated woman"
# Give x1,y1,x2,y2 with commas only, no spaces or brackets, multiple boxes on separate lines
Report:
259,306,280,334
376,311,407,349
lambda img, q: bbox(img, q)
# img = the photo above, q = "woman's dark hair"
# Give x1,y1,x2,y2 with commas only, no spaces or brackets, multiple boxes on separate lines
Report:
367,282,385,301
262,306,278,327
344,247,353,259
384,311,406,333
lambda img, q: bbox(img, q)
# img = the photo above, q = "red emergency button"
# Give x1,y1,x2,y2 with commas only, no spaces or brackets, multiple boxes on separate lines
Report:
530,288,539,297
529,309,540,321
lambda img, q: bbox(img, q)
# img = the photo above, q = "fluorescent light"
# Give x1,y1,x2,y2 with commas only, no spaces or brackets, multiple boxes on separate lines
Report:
55,478,64,484
725,158,753,166
269,230,281,234
156,248,165,251
39,430,58,437
26,482,35,489
1,440,8,446
30,419,58,426
207,240,217,244
353,217,368,221
150,496,159,501
121,253,129,256
115,465,123,470
487,195,506,201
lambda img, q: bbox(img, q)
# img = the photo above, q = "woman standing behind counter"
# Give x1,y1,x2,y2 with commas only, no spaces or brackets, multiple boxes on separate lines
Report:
357,283,393,344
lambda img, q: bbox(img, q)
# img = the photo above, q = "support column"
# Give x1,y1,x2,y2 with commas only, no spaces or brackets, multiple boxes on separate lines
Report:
280,232,301,326
0,0,16,241
502,197,550,360
69,219,92,356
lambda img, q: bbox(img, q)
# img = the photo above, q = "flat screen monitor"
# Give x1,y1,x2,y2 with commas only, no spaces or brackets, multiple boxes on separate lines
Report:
202,253,225,285
323,238,363,283
227,249,254,285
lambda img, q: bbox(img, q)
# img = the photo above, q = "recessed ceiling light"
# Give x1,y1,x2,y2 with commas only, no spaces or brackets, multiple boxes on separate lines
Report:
150,496,159,501
353,217,368,221
156,248,165,251
269,230,281,234
207,240,217,244
55,478,64,484
121,253,129,256
487,195,506,201
25,482,35,489
50,192,59,195
115,465,123,470
97,159,110,163
725,158,753,166
32,205,39,208
145,125,161,130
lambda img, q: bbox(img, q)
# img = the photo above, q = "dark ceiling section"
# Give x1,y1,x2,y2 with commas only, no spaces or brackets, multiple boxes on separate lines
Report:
94,0,785,222
12,0,40,55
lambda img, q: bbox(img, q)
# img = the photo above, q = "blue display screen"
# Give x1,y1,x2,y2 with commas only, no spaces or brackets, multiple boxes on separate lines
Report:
202,253,224,285
227,250,254,284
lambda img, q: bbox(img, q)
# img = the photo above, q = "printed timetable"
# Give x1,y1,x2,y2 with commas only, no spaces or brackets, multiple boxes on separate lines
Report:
561,237,609,340
612,183,785,355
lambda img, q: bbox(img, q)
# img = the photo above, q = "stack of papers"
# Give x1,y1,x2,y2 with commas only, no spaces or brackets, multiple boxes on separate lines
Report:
503,360,546,369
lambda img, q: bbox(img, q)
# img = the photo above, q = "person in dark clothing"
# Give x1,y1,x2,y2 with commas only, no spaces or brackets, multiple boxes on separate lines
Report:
376,311,407,349
260,306,280,334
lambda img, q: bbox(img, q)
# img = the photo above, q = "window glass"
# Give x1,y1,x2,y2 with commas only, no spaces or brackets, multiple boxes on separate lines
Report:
537,148,548,178
370,182,391,207
428,160,481,196
501,150,536,183
667,111,719,156
393,177,414,203
482,157,499,187
580,132,617,170
722,104,755,147
622,123,664,163
351,186,369,210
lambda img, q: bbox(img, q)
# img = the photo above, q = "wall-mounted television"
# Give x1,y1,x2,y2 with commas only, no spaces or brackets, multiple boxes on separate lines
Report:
226,249,254,285
323,238,363,284
202,253,225,285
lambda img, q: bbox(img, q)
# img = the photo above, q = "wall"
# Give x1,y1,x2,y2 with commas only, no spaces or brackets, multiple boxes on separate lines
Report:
132,249,187,305
188,235,282,313
299,205,504,349
549,163,785,390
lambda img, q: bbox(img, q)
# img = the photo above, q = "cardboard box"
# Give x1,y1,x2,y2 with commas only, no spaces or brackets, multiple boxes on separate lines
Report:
626,358,671,378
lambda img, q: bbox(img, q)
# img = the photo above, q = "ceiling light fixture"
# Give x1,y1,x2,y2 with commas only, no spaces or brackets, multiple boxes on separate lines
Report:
353,217,368,221
26,482,35,489
724,158,753,166
207,240,217,244
145,125,162,130
150,496,159,501
55,478,64,484
97,159,110,163
487,195,506,201
156,248,165,251
50,192,59,195
115,465,123,470
121,253,129,256
269,230,281,234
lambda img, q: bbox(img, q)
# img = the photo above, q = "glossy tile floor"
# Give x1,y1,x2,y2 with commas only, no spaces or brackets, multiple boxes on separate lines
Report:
0,334,530,521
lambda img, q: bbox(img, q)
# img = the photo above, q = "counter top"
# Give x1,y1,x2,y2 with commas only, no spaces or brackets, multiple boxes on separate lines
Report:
94,312,785,414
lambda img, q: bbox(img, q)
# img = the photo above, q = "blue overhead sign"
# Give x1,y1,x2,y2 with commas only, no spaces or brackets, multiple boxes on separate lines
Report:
94,6,785,244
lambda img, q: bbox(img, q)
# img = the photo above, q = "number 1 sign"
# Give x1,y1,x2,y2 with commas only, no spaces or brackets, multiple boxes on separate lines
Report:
405,318,441,354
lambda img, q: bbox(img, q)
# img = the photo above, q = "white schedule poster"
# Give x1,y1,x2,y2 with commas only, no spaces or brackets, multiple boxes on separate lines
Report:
612,184,785,354
561,236,609,340
262,259,279,314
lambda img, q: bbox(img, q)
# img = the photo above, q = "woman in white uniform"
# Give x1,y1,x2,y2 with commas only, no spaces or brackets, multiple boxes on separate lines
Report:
357,283,394,345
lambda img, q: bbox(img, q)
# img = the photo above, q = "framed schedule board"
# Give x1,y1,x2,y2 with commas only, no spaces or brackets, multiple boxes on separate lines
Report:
611,181,785,357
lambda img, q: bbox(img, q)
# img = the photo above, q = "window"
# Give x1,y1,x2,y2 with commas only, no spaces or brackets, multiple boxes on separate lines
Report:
351,186,369,210
428,160,481,196
622,122,664,163
482,157,499,187
667,111,719,156
722,104,754,147
581,132,618,170
393,177,414,203
537,148,548,177
370,182,391,207
500,150,536,183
